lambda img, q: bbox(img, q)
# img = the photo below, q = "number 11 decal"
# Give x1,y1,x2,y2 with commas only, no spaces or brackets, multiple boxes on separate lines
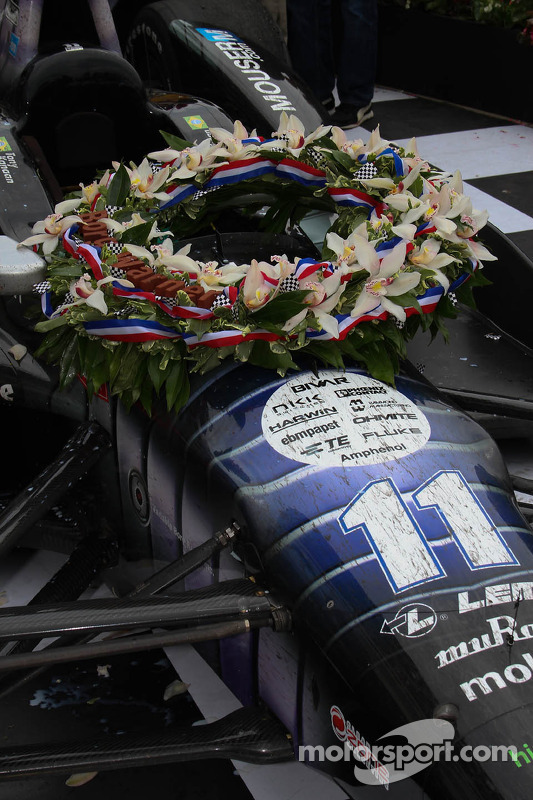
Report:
338,470,518,593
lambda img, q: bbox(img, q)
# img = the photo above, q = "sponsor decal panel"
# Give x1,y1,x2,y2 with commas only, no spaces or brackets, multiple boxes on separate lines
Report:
338,470,517,594
458,581,533,613
381,603,438,638
262,371,430,468
459,651,533,701
435,614,533,669
8,32,18,57
196,27,296,112
0,148,17,184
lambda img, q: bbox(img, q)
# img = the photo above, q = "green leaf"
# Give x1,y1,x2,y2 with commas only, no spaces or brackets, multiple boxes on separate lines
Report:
148,354,170,394
35,315,69,333
305,341,346,370
235,340,254,362
49,265,85,277
160,131,193,151
269,340,288,355
120,219,153,246
248,340,298,376
390,293,423,317
139,379,153,416
187,319,212,338
107,164,131,207
251,290,309,325
58,334,80,390
330,150,357,172
409,176,423,198
165,359,189,411
362,343,396,385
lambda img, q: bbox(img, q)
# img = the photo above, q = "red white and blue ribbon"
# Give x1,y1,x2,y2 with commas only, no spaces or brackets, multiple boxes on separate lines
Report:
157,155,329,213
159,182,197,211
83,318,182,342
205,157,277,188
328,186,385,217
51,224,477,347
275,159,326,187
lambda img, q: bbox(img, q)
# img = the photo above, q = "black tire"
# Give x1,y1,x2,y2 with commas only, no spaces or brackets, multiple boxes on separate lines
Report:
124,0,290,91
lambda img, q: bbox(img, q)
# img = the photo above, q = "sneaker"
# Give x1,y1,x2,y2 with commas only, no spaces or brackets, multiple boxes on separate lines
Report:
330,102,374,129
320,95,336,115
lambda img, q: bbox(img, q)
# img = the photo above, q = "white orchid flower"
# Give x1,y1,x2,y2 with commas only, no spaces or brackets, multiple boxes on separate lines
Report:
79,182,100,206
57,273,132,317
456,206,489,239
412,181,475,240
392,222,417,240
241,256,294,311
361,126,387,156
18,199,83,256
146,147,181,165
283,270,347,338
122,239,194,273
191,261,248,292
359,176,397,190
79,170,112,205
271,112,330,157
381,162,425,205
463,239,498,264
330,127,366,160
153,242,205,275
209,120,259,161
350,241,421,321
149,139,220,180
102,214,171,241
242,259,281,309
386,193,424,214
112,159,171,201
169,140,220,179
401,137,432,173
408,238,460,291
326,230,375,273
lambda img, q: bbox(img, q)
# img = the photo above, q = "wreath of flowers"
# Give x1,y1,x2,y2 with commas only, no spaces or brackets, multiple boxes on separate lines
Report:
24,113,495,415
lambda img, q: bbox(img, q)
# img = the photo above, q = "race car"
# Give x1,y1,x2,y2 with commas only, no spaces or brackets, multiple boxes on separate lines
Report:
1,2,533,798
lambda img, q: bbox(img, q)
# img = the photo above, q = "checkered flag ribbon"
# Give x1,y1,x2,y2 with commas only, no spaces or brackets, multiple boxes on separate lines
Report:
53,291,75,314
150,161,163,174
279,275,300,293
192,186,219,201
106,241,123,255
306,149,328,169
33,280,51,294
105,205,121,218
355,163,378,181
155,296,177,308
109,265,126,279
448,292,458,306
210,293,231,310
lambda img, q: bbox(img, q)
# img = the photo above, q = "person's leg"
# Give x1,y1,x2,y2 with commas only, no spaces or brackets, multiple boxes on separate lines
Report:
286,0,336,106
332,0,377,124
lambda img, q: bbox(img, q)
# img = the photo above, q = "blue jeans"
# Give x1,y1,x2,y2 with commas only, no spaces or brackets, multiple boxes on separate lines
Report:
287,0,377,108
